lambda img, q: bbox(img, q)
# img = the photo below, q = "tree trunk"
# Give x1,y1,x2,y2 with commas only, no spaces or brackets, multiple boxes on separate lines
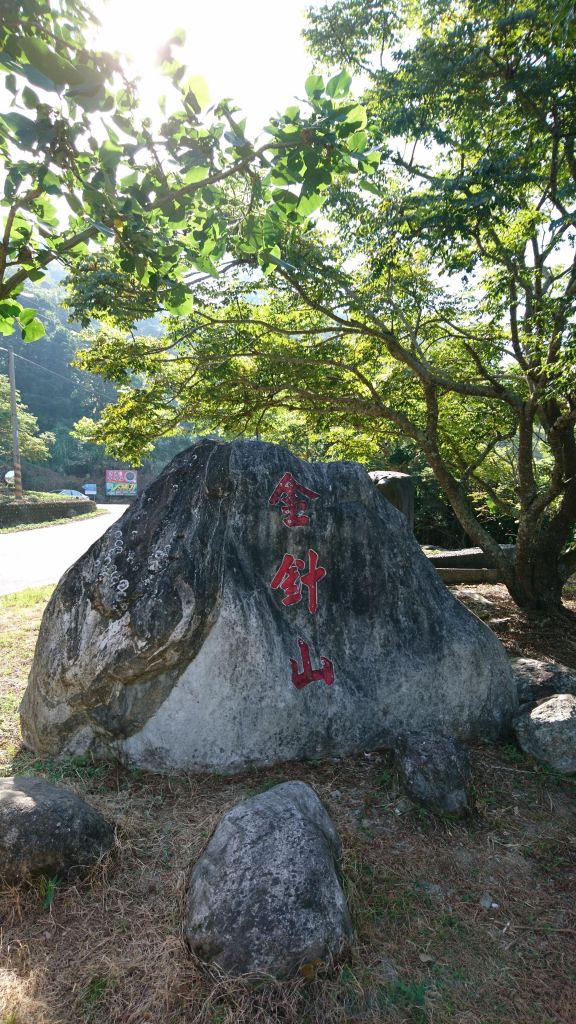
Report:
507,547,566,616
423,447,571,617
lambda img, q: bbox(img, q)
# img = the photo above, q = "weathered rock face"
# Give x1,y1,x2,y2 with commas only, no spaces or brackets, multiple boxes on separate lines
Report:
21,439,516,772
0,776,114,881
185,781,352,978
514,694,576,773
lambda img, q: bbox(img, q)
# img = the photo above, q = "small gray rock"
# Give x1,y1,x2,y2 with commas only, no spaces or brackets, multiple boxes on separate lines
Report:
511,657,576,706
395,733,473,817
0,776,114,882
479,891,499,910
514,694,576,774
184,781,352,979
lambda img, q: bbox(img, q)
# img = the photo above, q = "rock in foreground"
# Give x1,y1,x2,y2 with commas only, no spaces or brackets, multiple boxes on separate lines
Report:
395,733,473,817
21,439,516,772
185,781,352,978
514,694,576,774
0,776,114,882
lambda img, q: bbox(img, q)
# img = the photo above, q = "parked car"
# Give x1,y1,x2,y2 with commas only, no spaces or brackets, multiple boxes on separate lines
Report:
58,489,89,499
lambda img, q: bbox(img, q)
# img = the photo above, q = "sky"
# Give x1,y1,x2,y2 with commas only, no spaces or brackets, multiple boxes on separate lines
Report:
91,0,324,134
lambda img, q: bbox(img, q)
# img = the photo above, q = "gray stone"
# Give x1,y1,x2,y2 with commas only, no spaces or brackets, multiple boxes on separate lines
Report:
427,546,515,569
511,657,576,706
369,470,414,528
514,694,576,773
21,439,516,773
0,775,114,882
395,733,473,817
479,891,499,910
184,781,352,978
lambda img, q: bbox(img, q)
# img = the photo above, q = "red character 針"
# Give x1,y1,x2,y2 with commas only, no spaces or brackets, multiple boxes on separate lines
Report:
270,549,327,613
268,471,321,527
290,638,335,690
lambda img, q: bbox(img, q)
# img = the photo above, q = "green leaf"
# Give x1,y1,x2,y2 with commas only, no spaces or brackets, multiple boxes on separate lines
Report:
0,317,16,336
22,85,39,108
305,74,324,99
272,188,300,211
344,104,367,129
297,192,325,216
65,191,84,215
185,75,210,111
0,51,55,91
67,66,106,97
21,317,45,342
19,307,38,326
348,130,368,152
326,70,352,98
360,178,382,196
184,166,210,183
0,300,23,319
1,112,38,147
165,293,194,314
19,38,79,86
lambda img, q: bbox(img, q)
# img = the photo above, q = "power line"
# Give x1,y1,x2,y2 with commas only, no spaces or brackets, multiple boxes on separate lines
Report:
0,344,113,394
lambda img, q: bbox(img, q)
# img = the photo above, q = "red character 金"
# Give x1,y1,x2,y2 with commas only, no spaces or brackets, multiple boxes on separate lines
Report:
268,471,320,527
270,549,326,613
290,638,335,690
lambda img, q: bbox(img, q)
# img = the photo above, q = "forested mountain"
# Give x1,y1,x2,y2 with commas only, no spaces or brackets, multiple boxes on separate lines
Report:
2,272,116,475
3,273,198,488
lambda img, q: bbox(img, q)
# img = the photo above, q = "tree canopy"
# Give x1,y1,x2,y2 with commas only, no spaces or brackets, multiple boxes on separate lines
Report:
71,0,576,613
0,0,375,338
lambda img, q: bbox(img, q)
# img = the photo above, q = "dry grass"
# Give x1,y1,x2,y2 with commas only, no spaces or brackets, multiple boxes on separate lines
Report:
1,588,575,1024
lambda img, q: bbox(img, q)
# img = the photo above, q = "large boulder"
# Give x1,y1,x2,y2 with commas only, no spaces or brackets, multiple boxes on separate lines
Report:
0,776,114,882
21,440,516,772
514,694,576,774
184,781,352,978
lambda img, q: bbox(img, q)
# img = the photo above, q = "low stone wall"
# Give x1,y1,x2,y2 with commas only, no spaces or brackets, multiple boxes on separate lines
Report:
435,567,500,584
0,499,94,528
427,545,515,569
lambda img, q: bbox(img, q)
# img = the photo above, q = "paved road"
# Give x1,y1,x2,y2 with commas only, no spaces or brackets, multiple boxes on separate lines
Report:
0,504,129,595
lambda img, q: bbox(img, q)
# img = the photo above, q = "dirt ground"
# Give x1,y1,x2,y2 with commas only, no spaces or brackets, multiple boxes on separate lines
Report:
453,582,576,670
0,586,575,1024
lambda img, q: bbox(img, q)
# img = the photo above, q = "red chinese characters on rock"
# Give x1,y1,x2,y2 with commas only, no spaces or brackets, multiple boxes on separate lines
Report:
270,548,327,614
268,470,335,690
268,472,321,527
290,639,335,690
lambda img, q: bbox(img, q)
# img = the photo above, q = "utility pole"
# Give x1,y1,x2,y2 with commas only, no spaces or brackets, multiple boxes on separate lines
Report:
7,346,23,500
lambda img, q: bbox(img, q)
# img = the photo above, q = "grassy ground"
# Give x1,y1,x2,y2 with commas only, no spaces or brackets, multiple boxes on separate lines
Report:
0,588,575,1024
0,491,74,505
0,508,105,534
